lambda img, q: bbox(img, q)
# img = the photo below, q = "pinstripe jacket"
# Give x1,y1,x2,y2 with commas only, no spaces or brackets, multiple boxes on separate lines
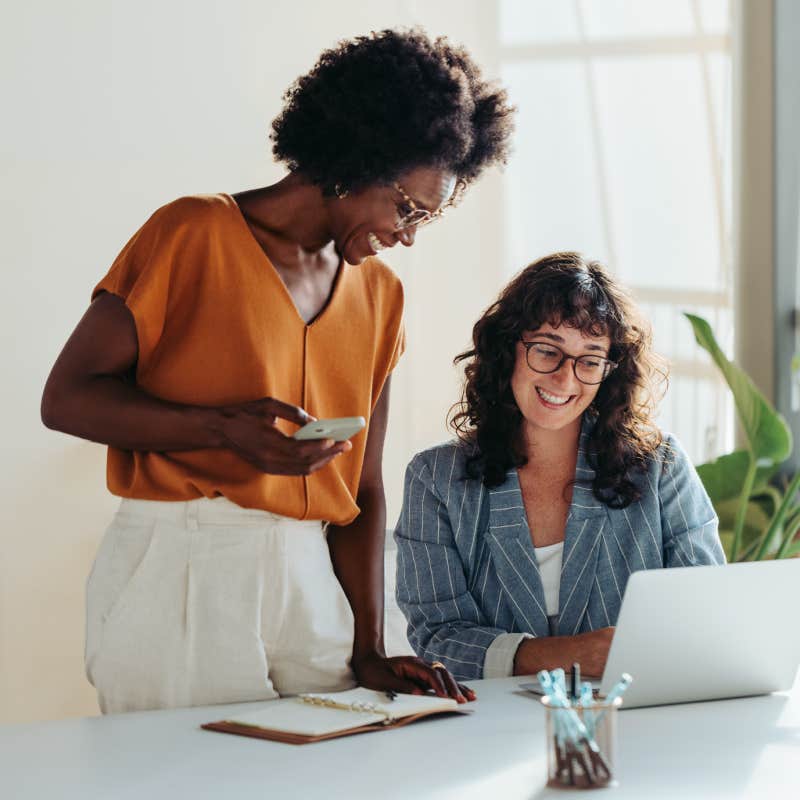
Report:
394,420,725,680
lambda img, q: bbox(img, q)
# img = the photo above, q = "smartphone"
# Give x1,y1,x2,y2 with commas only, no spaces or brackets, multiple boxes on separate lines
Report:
293,416,366,442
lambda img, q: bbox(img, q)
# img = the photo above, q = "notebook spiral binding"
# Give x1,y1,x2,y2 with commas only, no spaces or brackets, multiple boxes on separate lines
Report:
297,694,393,724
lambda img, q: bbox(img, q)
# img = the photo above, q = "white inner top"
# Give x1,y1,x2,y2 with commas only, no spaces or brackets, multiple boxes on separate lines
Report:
534,540,564,616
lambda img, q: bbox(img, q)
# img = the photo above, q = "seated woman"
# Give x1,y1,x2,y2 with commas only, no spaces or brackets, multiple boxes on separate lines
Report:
394,252,725,681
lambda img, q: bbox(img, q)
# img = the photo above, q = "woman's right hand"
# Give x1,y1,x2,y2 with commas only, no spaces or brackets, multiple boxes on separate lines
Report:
216,397,352,475
514,626,616,678
41,293,350,475
567,627,616,678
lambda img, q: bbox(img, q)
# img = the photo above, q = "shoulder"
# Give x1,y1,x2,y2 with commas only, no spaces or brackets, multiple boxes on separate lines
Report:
406,440,478,493
358,256,405,303
648,431,691,475
362,254,402,284
130,194,233,244
635,430,703,508
141,194,232,237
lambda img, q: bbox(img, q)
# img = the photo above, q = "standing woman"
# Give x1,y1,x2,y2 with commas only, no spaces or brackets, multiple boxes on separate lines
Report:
395,253,725,681
41,28,514,713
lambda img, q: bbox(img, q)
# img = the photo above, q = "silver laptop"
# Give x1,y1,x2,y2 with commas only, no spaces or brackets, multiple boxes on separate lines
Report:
525,560,800,708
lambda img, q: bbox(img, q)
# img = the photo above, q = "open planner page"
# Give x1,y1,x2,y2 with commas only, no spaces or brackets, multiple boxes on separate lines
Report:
225,688,459,736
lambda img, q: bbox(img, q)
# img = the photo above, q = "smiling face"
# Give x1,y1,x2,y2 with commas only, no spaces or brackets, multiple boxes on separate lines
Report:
510,322,612,441
326,166,458,265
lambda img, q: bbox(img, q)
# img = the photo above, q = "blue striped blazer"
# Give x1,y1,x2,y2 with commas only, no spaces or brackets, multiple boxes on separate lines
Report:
394,420,725,680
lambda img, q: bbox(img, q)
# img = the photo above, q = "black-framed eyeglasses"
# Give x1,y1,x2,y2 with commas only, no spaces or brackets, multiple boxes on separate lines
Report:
392,179,467,231
521,340,618,385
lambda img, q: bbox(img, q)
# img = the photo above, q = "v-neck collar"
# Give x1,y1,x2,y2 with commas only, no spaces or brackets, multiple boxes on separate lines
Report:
221,192,346,329
483,415,609,637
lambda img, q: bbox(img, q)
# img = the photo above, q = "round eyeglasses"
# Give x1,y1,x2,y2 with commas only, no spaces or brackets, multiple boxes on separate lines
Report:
521,341,617,385
392,179,466,231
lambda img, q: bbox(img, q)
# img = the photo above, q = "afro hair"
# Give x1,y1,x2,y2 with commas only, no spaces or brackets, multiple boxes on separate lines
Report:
270,28,515,195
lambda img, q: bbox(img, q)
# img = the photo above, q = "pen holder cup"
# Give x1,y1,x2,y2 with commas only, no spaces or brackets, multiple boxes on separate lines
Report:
542,696,622,789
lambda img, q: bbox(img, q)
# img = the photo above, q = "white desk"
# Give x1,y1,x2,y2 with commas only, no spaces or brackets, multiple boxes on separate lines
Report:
2,676,798,799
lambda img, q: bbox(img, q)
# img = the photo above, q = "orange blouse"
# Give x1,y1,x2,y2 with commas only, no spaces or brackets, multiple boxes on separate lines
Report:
92,194,404,525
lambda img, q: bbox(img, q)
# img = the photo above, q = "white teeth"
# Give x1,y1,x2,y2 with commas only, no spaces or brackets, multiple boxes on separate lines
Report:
367,232,385,252
536,387,570,406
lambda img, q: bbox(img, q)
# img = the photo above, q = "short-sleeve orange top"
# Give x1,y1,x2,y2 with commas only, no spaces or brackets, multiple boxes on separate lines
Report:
92,194,405,525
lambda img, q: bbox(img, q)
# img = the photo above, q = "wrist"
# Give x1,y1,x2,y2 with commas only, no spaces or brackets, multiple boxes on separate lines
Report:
349,604,385,664
351,644,386,667
514,635,572,675
205,405,234,449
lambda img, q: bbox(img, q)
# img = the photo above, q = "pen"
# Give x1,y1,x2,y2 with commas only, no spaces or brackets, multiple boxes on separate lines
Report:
603,673,632,705
595,673,633,724
551,667,566,697
579,682,596,739
571,663,580,702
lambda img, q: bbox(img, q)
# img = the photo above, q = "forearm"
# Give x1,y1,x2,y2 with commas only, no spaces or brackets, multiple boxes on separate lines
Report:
327,486,386,660
513,628,613,678
513,635,578,676
41,374,226,452
663,519,725,567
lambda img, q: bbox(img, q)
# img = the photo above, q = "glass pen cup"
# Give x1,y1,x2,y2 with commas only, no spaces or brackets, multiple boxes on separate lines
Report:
541,696,622,789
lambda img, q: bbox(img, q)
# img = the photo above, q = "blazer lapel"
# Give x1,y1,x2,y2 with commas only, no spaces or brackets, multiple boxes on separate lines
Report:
484,471,551,638
554,427,609,636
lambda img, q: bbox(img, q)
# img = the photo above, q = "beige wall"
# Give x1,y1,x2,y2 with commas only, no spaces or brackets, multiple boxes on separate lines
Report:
1,1,509,722
732,0,774,404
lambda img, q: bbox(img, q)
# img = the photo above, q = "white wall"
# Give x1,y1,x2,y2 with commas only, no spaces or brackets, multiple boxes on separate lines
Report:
1,1,509,722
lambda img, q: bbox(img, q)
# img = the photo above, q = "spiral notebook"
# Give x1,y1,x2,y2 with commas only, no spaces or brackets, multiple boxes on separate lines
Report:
202,688,467,745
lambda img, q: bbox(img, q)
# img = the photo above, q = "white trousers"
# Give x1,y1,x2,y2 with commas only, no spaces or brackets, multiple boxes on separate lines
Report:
86,497,355,714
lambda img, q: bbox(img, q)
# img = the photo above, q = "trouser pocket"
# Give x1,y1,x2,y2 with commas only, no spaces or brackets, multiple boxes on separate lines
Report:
85,512,159,685
86,509,276,713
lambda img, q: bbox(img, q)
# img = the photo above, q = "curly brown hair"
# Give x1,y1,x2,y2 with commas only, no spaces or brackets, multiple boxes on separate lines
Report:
270,28,515,196
450,253,668,508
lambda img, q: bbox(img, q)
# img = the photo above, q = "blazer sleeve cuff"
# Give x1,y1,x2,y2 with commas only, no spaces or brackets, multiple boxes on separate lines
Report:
483,632,534,678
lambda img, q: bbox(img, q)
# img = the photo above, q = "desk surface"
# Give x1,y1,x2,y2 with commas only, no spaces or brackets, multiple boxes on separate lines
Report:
2,676,799,800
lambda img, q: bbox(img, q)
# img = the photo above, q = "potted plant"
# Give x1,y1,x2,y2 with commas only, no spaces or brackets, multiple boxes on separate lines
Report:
685,314,800,561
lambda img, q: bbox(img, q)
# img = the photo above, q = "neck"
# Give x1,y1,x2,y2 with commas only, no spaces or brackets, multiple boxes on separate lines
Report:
237,173,335,257
521,417,582,471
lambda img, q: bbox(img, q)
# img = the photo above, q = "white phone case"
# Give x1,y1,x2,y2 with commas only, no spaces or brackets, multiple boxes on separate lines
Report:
293,416,366,441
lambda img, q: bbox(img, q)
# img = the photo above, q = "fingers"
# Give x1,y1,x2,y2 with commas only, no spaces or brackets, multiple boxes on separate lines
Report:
260,397,315,426
295,438,351,458
222,398,356,475
291,437,336,456
354,654,429,696
432,664,466,703
306,449,348,474
255,428,351,475
293,438,350,471
395,659,467,703
366,672,428,696
353,655,476,704
458,683,477,702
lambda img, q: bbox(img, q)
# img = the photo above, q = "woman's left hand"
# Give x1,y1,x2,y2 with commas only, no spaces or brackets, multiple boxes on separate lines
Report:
351,651,476,704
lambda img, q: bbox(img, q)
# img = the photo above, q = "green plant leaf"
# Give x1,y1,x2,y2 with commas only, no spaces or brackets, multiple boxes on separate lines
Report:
696,450,777,503
750,485,784,519
684,314,792,464
715,498,772,560
784,540,800,558
774,492,800,559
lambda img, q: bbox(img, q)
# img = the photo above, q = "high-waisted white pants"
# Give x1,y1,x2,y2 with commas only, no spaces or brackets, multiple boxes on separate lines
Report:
85,497,355,714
